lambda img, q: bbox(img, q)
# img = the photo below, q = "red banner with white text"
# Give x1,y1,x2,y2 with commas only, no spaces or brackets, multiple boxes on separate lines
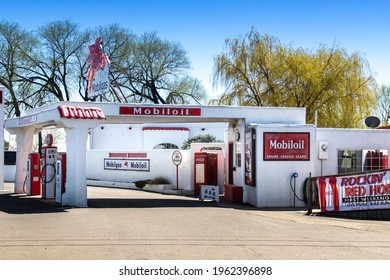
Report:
317,170,390,212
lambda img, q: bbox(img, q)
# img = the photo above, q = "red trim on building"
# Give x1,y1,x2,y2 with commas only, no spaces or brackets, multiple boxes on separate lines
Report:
119,106,201,116
58,106,106,119
142,127,189,131
109,152,147,158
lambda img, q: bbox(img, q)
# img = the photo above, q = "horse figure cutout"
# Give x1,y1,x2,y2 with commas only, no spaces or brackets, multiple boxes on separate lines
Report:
86,37,110,94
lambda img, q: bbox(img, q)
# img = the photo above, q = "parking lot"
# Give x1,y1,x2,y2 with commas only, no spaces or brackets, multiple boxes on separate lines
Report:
1,183,390,260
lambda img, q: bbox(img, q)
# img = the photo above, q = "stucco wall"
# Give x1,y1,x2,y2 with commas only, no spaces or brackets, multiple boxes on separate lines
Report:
248,124,316,207
316,128,390,176
86,149,193,191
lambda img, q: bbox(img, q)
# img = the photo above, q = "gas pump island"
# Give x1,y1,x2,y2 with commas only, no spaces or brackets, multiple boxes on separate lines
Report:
26,134,66,203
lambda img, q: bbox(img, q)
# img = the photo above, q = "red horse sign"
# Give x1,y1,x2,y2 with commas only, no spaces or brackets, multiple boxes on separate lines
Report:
86,37,110,98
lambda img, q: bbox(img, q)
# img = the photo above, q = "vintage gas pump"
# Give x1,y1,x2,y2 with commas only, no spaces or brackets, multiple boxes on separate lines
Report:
55,153,67,203
26,152,41,195
41,134,57,199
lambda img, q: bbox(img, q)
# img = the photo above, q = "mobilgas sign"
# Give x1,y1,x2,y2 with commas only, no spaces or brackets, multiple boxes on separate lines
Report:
104,158,150,172
119,106,201,117
263,132,310,161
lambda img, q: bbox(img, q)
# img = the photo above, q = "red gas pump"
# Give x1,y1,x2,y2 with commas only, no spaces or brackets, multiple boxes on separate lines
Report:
26,153,41,195
193,152,218,196
55,153,67,203
41,134,57,199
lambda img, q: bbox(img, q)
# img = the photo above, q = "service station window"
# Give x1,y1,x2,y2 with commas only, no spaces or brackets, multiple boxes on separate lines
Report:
153,143,179,149
337,149,388,174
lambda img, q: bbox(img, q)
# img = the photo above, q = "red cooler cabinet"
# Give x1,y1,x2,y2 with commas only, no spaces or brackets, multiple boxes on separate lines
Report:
194,152,218,196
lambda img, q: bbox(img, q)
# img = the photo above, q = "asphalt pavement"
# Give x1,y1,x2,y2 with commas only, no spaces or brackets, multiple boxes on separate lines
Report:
1,183,390,260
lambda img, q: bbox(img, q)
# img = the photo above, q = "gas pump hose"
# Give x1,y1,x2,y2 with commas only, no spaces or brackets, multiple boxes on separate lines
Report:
290,173,305,202
41,163,56,183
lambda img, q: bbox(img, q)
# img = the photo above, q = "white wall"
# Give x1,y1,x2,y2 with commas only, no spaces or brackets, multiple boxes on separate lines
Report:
316,128,390,176
143,129,189,149
249,124,316,207
86,149,192,191
89,123,228,150
90,124,143,150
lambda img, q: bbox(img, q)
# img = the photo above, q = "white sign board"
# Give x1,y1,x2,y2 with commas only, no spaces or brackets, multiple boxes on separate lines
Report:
172,150,182,166
200,185,219,202
89,66,110,99
104,158,150,172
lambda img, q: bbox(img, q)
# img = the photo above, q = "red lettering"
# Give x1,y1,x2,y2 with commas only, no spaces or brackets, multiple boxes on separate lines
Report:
57,106,106,120
345,186,366,197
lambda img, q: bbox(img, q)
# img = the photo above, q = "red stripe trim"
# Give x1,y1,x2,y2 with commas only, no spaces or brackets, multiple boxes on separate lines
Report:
142,127,189,131
109,152,147,158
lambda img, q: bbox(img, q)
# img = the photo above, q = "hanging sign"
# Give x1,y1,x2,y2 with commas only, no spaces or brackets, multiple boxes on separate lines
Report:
86,37,110,99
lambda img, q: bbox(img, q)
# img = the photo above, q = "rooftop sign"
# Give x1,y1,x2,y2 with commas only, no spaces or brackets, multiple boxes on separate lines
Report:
119,106,201,117
58,106,106,120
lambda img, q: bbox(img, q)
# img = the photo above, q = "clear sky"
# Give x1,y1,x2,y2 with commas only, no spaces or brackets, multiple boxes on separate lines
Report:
2,0,390,97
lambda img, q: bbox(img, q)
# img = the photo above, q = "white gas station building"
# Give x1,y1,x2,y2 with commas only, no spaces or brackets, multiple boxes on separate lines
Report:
3,101,390,208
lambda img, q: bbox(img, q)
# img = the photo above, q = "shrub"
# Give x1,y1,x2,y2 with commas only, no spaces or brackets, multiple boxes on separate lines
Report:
148,177,171,184
134,179,151,188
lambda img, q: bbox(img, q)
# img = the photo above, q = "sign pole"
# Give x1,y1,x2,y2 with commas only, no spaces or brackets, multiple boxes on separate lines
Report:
176,165,179,190
172,150,183,190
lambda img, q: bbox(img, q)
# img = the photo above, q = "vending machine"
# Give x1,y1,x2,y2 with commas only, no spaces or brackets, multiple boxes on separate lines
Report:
41,134,57,199
193,152,218,196
26,153,41,195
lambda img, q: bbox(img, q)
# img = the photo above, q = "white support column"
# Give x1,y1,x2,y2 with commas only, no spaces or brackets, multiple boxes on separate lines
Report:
58,117,101,208
61,125,89,207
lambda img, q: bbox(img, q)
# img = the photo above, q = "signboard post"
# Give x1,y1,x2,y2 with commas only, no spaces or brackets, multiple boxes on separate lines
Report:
172,150,182,190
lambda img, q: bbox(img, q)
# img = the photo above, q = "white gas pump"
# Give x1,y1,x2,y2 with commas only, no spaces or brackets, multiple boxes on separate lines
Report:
55,153,66,203
41,134,57,199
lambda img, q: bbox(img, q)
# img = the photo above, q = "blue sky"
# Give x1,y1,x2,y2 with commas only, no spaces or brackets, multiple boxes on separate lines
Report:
2,0,390,97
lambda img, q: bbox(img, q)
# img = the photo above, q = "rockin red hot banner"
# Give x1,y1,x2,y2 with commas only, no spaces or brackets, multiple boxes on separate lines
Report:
317,170,390,212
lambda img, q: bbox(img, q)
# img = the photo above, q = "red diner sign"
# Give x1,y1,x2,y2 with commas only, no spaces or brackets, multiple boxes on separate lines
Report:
58,106,106,120
263,132,310,161
119,106,201,117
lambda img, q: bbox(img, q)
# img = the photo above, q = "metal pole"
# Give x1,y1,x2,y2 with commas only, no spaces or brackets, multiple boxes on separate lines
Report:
307,173,313,215
176,165,179,190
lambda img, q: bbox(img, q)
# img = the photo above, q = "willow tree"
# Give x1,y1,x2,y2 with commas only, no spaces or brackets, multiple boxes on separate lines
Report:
212,28,376,128
377,85,390,126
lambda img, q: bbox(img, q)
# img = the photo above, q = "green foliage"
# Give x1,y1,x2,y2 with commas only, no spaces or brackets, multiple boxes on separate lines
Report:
181,134,220,150
134,177,171,188
212,28,377,128
134,179,151,188
376,85,390,126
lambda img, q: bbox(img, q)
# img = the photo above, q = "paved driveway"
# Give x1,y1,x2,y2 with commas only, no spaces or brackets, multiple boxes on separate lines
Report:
1,184,390,260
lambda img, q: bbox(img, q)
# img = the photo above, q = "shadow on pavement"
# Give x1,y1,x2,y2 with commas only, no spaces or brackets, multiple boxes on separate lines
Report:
87,198,220,208
0,193,67,214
